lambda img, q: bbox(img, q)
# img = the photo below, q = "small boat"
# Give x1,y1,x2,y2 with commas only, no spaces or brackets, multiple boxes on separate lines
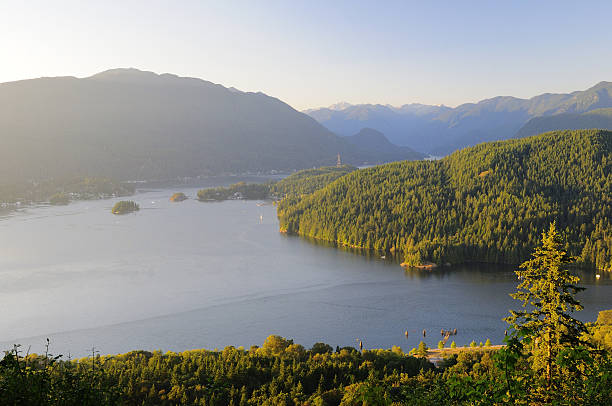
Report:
596,274,601,279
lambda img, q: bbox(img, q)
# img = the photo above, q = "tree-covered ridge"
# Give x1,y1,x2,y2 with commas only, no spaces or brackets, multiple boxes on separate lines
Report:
196,166,357,201
278,129,612,271
270,165,357,197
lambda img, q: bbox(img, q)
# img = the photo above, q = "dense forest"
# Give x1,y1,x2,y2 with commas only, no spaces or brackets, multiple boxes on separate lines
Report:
278,130,612,271
197,166,356,201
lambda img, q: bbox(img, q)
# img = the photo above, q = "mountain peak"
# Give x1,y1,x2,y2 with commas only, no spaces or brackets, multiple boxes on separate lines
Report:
354,127,385,138
89,67,164,79
588,81,612,91
328,101,353,111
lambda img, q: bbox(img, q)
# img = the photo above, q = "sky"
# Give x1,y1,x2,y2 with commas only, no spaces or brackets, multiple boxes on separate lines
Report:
1,0,612,110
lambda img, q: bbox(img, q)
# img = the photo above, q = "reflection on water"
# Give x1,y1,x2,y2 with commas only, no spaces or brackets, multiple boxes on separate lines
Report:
0,182,611,357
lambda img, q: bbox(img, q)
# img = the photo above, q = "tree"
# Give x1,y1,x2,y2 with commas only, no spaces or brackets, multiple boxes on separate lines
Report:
416,341,429,357
503,222,590,399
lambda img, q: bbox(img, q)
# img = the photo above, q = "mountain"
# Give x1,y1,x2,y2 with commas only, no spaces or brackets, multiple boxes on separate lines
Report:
278,129,612,271
516,108,612,138
0,68,422,184
305,82,612,155
344,128,424,162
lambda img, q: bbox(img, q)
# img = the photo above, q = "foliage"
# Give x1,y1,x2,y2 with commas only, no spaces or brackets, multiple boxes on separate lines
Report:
111,200,139,215
196,165,356,202
271,165,356,198
278,130,612,270
502,224,595,403
2,337,432,405
197,181,271,201
2,335,612,404
0,344,118,405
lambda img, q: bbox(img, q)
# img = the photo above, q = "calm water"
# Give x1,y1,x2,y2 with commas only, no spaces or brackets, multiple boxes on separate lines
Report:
1,181,611,357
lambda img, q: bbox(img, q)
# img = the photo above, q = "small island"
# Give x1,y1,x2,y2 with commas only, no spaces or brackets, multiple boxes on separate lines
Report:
170,192,188,202
112,200,140,215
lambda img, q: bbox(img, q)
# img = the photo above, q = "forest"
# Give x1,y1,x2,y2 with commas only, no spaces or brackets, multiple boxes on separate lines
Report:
277,130,612,271
196,166,356,201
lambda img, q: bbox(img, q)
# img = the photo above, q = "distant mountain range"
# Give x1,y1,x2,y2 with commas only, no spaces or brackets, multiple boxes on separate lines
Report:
516,108,612,138
0,68,422,184
305,82,612,155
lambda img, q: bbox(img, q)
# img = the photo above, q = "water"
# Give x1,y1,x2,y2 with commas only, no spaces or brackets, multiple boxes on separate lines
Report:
1,182,611,357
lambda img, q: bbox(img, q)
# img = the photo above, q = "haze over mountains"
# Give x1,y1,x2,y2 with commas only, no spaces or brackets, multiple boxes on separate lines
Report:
0,68,422,184
306,81,612,155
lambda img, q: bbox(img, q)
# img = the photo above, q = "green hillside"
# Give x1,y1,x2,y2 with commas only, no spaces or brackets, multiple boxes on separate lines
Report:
278,130,612,271
197,165,356,201
271,165,357,197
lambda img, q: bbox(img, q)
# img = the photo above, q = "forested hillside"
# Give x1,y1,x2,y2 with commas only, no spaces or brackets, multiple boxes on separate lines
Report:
271,165,357,197
197,165,356,201
278,130,612,271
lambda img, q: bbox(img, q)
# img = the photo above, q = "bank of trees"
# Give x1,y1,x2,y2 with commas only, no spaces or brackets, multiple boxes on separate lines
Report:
197,182,271,201
197,165,356,202
278,130,612,271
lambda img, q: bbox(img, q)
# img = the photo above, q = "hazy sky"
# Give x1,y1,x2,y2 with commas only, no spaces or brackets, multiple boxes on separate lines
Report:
2,0,611,110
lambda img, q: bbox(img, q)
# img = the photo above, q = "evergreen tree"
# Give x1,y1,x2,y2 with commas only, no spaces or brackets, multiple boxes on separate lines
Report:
504,222,590,400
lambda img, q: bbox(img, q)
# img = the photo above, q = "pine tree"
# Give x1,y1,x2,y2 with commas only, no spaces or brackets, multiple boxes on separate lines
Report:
504,222,590,398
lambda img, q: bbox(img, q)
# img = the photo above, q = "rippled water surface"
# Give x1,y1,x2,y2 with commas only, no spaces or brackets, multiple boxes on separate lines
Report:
1,180,611,356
